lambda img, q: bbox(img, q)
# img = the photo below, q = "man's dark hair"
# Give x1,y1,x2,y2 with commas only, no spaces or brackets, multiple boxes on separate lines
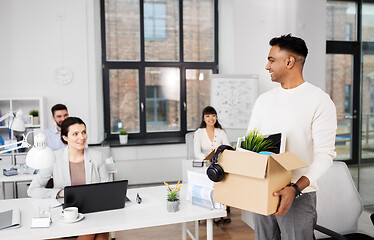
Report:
51,104,68,116
60,117,86,144
269,34,308,59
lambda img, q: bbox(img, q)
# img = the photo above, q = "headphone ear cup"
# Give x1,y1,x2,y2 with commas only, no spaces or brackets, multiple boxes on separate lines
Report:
206,163,225,182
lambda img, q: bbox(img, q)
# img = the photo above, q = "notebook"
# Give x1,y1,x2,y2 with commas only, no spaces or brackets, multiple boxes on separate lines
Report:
0,209,20,230
64,180,128,214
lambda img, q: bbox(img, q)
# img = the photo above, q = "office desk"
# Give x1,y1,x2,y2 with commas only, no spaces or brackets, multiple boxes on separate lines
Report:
0,185,227,240
0,171,35,199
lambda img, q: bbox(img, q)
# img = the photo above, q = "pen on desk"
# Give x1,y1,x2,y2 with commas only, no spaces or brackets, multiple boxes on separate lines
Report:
164,182,172,191
136,193,142,204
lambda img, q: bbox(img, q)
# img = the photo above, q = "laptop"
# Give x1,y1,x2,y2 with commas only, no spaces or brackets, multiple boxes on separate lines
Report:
64,180,128,214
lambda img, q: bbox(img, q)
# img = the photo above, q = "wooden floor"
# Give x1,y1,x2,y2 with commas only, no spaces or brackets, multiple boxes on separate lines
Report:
115,207,255,240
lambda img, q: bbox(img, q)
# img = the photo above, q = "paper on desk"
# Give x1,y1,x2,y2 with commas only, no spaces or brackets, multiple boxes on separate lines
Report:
186,170,212,202
0,208,20,230
191,185,214,209
31,217,50,228
186,171,223,209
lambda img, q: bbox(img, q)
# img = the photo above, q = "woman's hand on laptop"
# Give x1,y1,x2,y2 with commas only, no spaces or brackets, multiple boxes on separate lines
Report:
57,190,64,198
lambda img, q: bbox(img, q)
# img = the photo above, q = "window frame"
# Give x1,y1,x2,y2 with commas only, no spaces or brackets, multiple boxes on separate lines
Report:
100,0,219,141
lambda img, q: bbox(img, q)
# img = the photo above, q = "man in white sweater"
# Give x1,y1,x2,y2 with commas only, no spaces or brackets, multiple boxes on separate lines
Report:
247,34,337,240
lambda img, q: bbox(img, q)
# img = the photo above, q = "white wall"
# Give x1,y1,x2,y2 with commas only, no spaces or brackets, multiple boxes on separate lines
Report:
219,0,326,92
0,0,104,144
219,0,326,140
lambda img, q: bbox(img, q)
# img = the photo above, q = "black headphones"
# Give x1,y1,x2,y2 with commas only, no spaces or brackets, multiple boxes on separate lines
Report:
206,145,234,182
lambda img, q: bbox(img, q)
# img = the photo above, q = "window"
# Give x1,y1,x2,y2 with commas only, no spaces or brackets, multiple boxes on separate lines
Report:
101,0,218,140
346,23,353,41
326,1,374,165
327,1,357,41
144,2,167,41
146,86,168,126
345,84,352,113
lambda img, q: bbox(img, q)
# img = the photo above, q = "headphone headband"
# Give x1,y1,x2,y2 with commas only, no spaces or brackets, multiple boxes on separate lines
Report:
210,145,234,163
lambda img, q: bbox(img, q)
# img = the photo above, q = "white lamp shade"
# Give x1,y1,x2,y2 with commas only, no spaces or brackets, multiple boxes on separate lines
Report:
25,133,55,169
11,116,25,132
26,146,55,169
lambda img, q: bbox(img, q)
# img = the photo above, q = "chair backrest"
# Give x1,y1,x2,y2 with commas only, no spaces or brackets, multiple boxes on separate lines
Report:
88,145,116,180
89,145,112,159
185,132,195,160
315,161,363,239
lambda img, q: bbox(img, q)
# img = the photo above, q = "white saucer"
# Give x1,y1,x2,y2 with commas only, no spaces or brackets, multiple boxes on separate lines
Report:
57,213,84,223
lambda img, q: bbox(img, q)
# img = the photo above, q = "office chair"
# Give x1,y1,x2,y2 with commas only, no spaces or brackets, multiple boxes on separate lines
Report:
315,223,374,240
314,162,374,239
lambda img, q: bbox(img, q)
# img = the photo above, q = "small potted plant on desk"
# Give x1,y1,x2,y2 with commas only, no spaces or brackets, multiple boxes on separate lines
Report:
165,181,181,212
29,110,39,125
119,128,128,144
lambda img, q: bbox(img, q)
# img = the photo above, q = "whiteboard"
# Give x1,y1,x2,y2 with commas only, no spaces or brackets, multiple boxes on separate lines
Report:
210,75,258,129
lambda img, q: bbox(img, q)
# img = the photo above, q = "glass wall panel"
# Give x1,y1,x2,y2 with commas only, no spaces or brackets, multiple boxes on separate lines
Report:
183,0,215,62
360,54,374,206
145,67,180,132
325,54,353,161
105,0,140,61
186,69,212,130
362,3,374,42
144,0,179,61
326,1,356,41
109,69,140,133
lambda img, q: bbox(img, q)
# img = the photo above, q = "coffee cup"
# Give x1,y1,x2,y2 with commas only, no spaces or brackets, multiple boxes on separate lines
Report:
62,207,79,221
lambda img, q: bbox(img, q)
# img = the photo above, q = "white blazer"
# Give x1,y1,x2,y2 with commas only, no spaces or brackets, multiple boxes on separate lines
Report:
27,147,108,199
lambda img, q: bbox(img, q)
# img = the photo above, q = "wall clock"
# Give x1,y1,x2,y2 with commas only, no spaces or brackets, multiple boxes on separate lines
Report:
54,66,73,85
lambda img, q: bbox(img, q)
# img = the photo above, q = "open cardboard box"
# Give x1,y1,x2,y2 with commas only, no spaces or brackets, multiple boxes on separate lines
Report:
205,146,307,215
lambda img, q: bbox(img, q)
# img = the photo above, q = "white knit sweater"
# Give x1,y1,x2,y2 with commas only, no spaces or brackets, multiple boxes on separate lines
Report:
247,82,337,193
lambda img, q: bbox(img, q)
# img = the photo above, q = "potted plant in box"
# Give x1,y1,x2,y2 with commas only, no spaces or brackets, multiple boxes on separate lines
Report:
29,110,39,125
119,128,128,144
239,129,275,153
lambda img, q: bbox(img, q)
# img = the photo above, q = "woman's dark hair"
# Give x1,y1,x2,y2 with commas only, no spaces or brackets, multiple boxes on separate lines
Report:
60,117,86,144
199,106,223,129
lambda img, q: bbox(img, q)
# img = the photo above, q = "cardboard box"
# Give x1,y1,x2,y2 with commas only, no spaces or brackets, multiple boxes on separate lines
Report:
207,148,307,215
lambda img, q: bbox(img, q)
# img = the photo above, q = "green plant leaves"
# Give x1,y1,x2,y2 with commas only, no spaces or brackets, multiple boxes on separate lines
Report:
167,190,179,202
241,130,275,153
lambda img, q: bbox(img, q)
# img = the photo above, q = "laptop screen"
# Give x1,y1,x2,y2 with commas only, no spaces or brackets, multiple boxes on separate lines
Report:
64,180,128,214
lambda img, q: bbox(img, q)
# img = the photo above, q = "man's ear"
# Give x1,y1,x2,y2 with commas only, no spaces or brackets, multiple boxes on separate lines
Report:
286,56,295,68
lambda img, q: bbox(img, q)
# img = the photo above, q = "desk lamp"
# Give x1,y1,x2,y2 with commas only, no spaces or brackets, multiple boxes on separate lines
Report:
0,110,26,132
0,132,55,169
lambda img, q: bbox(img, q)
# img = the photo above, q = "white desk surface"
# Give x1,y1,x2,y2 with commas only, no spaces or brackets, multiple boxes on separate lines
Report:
0,172,35,183
0,184,226,240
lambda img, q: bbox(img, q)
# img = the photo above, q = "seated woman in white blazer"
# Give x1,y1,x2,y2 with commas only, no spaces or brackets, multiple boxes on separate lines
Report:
28,117,108,240
194,106,230,159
